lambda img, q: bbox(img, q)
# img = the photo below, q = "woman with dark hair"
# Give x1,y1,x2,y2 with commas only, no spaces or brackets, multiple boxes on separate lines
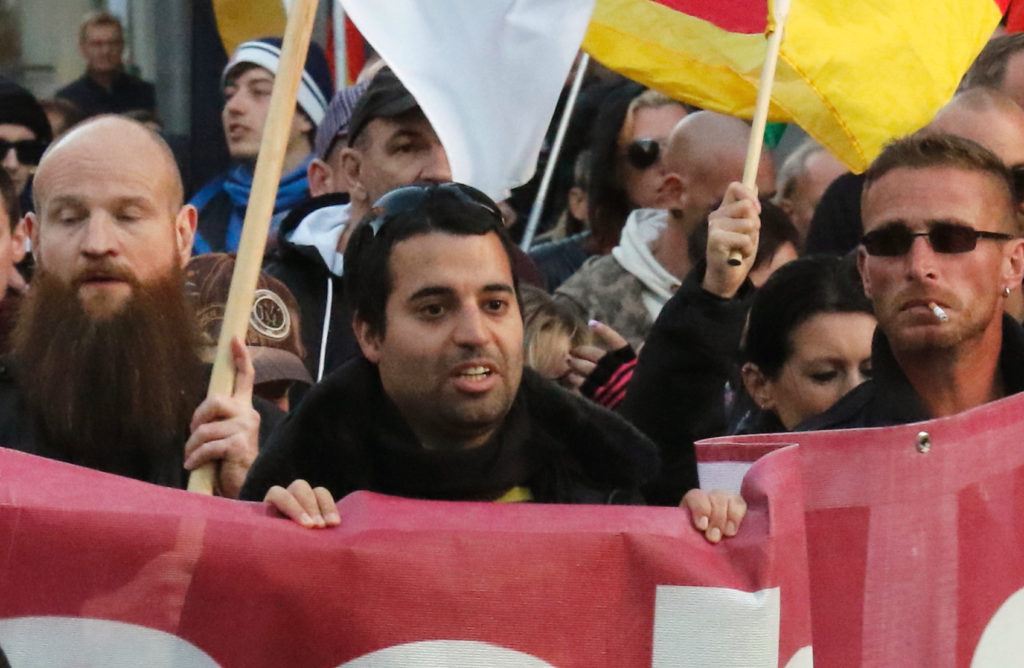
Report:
737,254,875,432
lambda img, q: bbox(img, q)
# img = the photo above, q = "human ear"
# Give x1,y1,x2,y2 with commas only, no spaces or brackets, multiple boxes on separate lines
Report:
353,314,382,364
1001,237,1024,290
26,212,39,256
11,216,28,264
307,158,333,198
856,246,873,299
660,172,686,214
340,148,367,203
174,204,198,267
740,362,776,411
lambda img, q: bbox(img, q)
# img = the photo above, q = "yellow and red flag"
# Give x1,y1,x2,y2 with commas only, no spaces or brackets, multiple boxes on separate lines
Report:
585,0,1008,172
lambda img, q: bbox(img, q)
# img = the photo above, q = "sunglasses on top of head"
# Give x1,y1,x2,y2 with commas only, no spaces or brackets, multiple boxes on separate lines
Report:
0,139,47,166
861,221,1016,257
367,182,504,237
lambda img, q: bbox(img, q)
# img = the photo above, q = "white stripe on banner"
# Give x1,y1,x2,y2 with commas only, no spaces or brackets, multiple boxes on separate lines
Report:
652,585,780,667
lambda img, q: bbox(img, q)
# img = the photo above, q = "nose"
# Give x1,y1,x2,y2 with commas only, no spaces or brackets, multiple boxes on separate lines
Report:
1,146,18,171
419,142,452,183
843,369,869,396
452,304,489,348
224,90,246,115
904,235,938,282
81,214,118,257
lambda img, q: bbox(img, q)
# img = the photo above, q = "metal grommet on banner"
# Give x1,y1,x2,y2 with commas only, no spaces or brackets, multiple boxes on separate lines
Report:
916,431,931,454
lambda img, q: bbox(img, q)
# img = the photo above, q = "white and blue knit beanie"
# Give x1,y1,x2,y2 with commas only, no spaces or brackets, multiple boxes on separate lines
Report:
222,37,334,127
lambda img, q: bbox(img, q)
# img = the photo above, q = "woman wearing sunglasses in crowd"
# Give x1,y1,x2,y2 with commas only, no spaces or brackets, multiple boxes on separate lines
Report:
586,84,690,257
531,82,692,291
0,79,53,215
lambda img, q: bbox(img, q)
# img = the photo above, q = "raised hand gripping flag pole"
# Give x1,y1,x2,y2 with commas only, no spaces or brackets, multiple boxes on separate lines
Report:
188,0,320,495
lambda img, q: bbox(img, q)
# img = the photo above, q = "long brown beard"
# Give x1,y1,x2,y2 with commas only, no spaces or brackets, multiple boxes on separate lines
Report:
11,266,204,479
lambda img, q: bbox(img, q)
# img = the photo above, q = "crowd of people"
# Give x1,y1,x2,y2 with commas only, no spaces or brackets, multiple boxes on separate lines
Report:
3,11,1024,545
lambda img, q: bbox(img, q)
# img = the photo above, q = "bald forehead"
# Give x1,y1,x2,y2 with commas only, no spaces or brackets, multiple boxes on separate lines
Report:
35,116,183,211
928,92,1024,166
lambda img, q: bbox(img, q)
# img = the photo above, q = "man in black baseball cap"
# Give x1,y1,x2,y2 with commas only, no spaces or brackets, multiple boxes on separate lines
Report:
263,67,452,383
0,78,52,214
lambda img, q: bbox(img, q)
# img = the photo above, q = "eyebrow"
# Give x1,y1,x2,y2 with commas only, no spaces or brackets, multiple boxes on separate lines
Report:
45,195,154,213
407,283,515,302
46,195,86,211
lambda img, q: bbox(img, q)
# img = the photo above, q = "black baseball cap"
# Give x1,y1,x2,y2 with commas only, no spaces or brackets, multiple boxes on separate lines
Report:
346,68,420,147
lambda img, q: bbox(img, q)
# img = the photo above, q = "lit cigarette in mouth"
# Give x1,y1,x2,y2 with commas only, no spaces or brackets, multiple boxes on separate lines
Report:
929,302,949,322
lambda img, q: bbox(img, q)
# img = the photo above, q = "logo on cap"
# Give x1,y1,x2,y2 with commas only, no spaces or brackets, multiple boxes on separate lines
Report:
250,289,290,341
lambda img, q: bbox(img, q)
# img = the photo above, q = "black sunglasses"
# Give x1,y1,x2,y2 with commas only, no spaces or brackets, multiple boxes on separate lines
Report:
0,138,46,165
368,183,504,237
861,222,1015,256
624,138,661,170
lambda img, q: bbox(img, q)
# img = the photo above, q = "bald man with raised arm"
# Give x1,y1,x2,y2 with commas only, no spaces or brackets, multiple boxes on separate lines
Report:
554,111,775,349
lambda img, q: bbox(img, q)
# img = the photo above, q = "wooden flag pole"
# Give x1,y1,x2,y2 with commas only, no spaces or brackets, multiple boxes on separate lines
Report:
188,0,320,494
729,0,792,266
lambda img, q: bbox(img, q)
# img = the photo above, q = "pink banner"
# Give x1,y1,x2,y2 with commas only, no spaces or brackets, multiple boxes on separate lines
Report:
0,447,810,667
700,390,1024,667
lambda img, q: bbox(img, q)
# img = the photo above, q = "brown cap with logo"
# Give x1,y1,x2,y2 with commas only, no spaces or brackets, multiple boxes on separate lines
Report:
185,253,313,387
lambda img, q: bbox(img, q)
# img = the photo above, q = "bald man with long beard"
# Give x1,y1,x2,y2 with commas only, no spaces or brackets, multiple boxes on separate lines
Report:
555,111,775,348
0,115,274,497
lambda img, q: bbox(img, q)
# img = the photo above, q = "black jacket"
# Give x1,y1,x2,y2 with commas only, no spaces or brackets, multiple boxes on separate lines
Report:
798,315,1024,430
55,71,156,118
619,264,756,505
262,194,360,382
0,356,283,488
241,357,661,504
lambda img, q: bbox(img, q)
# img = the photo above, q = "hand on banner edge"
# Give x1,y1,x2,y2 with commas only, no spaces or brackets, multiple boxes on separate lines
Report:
264,479,341,529
681,488,747,544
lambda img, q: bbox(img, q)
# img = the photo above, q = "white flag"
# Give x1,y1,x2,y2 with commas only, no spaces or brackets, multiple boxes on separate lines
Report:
339,0,595,202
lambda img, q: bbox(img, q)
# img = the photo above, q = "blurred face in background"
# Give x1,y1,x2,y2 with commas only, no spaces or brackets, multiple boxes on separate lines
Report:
81,22,125,75
0,124,42,196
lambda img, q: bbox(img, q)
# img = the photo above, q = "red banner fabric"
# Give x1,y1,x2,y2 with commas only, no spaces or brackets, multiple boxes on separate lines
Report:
700,390,1024,667
0,447,809,667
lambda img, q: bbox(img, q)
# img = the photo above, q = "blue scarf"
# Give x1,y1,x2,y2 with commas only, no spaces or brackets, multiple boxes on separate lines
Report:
193,155,312,254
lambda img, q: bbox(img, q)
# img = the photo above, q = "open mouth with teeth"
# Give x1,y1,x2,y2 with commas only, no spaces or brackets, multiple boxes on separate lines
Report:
460,366,492,380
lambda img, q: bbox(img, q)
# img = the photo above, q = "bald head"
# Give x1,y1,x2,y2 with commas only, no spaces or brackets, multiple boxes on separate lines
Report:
927,88,1024,167
28,114,196,308
663,111,775,223
35,115,184,213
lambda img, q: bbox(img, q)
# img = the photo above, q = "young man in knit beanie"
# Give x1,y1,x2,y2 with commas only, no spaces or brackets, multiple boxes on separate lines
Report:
0,78,53,215
189,38,334,255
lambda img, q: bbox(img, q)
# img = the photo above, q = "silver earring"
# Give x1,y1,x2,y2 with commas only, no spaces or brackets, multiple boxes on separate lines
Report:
1004,286,1012,298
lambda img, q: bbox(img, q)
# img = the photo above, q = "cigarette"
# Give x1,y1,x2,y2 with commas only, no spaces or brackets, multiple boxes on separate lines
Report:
928,302,948,322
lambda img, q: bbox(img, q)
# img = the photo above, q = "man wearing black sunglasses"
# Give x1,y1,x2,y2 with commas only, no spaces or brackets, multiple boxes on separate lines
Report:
800,133,1024,430
0,79,52,214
